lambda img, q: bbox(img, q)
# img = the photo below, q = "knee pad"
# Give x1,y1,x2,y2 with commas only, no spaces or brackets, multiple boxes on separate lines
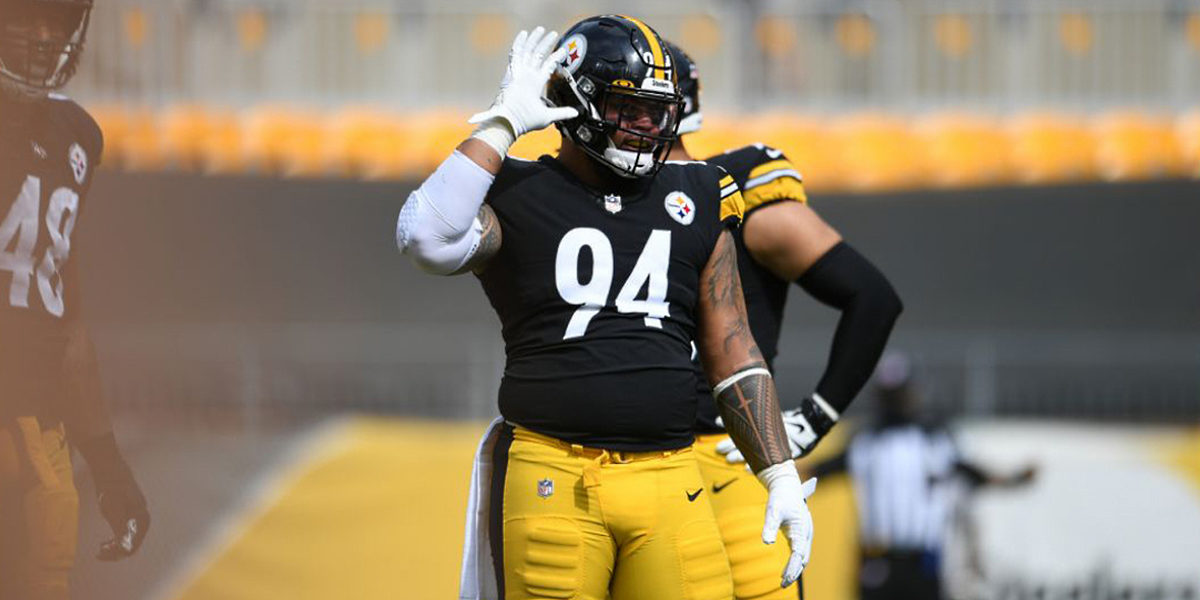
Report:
677,519,735,600
505,517,584,600
717,507,798,600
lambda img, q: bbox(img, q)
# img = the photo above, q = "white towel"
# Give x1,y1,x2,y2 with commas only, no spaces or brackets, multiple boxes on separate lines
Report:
458,417,504,600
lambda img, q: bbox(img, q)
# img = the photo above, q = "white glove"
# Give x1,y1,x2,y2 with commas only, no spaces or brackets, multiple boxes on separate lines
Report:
758,462,818,588
715,394,838,463
468,26,579,155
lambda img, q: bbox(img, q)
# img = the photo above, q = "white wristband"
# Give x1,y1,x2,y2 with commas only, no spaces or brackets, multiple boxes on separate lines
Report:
712,367,772,397
756,460,801,489
470,118,517,158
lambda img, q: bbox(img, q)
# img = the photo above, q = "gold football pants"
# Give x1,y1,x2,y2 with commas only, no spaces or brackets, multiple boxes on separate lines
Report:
694,434,801,600
491,424,734,600
0,417,78,600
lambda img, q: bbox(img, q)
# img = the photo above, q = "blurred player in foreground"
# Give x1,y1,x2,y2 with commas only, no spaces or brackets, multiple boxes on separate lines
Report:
398,15,817,600
0,0,150,598
804,353,1037,600
663,41,903,599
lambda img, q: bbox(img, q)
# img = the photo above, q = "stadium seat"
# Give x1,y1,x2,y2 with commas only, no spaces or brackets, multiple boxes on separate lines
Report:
414,111,474,175
829,113,928,192
915,112,1011,188
241,106,328,178
1179,109,1200,178
508,126,561,161
744,112,845,193
160,105,243,174
324,107,411,180
88,104,132,169
683,115,758,163
120,107,167,172
1005,112,1097,184
91,105,165,171
1092,111,1186,181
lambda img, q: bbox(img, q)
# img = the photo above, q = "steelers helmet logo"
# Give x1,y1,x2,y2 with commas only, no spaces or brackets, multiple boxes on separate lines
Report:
562,34,588,74
664,191,695,226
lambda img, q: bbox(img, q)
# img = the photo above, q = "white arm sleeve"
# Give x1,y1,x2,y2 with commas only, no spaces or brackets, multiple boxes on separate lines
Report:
396,150,497,275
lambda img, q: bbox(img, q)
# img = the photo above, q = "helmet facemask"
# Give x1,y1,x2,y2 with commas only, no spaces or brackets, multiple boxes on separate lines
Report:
0,0,92,100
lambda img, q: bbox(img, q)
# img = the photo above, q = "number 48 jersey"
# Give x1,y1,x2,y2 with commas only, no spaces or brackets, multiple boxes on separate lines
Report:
477,156,744,451
0,95,102,418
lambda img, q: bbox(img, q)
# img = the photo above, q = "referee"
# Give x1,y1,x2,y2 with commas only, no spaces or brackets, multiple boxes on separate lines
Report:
805,353,1036,600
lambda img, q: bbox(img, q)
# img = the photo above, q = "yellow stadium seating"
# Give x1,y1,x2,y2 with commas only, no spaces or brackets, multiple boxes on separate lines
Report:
414,111,474,175
159,105,243,174
1005,112,1097,184
88,104,132,169
120,107,167,172
915,112,1011,188
744,112,844,193
1092,111,1186,181
90,105,166,172
680,114,758,162
324,107,414,180
508,126,561,161
241,106,329,178
829,113,927,192
1179,109,1200,178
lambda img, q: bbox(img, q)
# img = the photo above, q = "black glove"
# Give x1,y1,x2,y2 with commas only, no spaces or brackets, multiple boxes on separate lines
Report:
77,432,150,560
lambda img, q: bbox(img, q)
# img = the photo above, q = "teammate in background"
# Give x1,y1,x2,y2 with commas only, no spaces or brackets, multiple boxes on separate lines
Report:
398,16,817,600
0,1,150,598
664,41,903,599
804,353,1037,600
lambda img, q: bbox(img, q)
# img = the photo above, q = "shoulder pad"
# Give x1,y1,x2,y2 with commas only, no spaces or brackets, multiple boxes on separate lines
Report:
47,94,104,164
740,145,806,213
716,167,745,226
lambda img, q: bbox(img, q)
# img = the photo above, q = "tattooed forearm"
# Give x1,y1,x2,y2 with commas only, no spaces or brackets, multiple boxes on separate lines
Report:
705,231,764,362
454,205,503,275
714,367,792,473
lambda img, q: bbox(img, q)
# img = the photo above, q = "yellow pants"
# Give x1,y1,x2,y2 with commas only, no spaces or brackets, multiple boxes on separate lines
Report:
493,425,734,600
0,417,78,600
694,434,800,600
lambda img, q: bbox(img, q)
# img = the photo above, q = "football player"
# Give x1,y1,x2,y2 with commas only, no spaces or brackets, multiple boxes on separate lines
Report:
663,40,903,599
0,1,150,598
398,16,816,600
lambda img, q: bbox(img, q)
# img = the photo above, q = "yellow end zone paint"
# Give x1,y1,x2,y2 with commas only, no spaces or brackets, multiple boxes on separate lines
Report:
165,418,487,600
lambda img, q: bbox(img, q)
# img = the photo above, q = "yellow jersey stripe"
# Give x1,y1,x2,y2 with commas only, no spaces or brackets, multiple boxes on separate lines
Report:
719,188,746,224
618,15,666,80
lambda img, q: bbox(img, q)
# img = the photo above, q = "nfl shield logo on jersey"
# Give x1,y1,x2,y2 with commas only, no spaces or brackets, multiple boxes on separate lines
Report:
68,143,88,185
604,194,622,214
664,191,695,226
537,478,554,499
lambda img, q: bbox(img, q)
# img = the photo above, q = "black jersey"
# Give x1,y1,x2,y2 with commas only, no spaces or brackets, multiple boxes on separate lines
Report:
692,144,809,434
0,95,102,419
477,155,744,451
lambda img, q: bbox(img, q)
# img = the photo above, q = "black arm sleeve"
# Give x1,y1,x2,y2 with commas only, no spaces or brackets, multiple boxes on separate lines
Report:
808,450,849,478
796,242,903,413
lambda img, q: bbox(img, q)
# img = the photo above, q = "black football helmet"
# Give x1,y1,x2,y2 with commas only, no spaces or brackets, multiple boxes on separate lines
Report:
547,15,684,178
0,0,93,100
663,40,701,135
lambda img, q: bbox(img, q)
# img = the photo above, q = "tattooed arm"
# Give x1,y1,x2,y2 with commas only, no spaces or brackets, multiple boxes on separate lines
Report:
451,204,502,275
698,229,817,586
695,229,790,473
